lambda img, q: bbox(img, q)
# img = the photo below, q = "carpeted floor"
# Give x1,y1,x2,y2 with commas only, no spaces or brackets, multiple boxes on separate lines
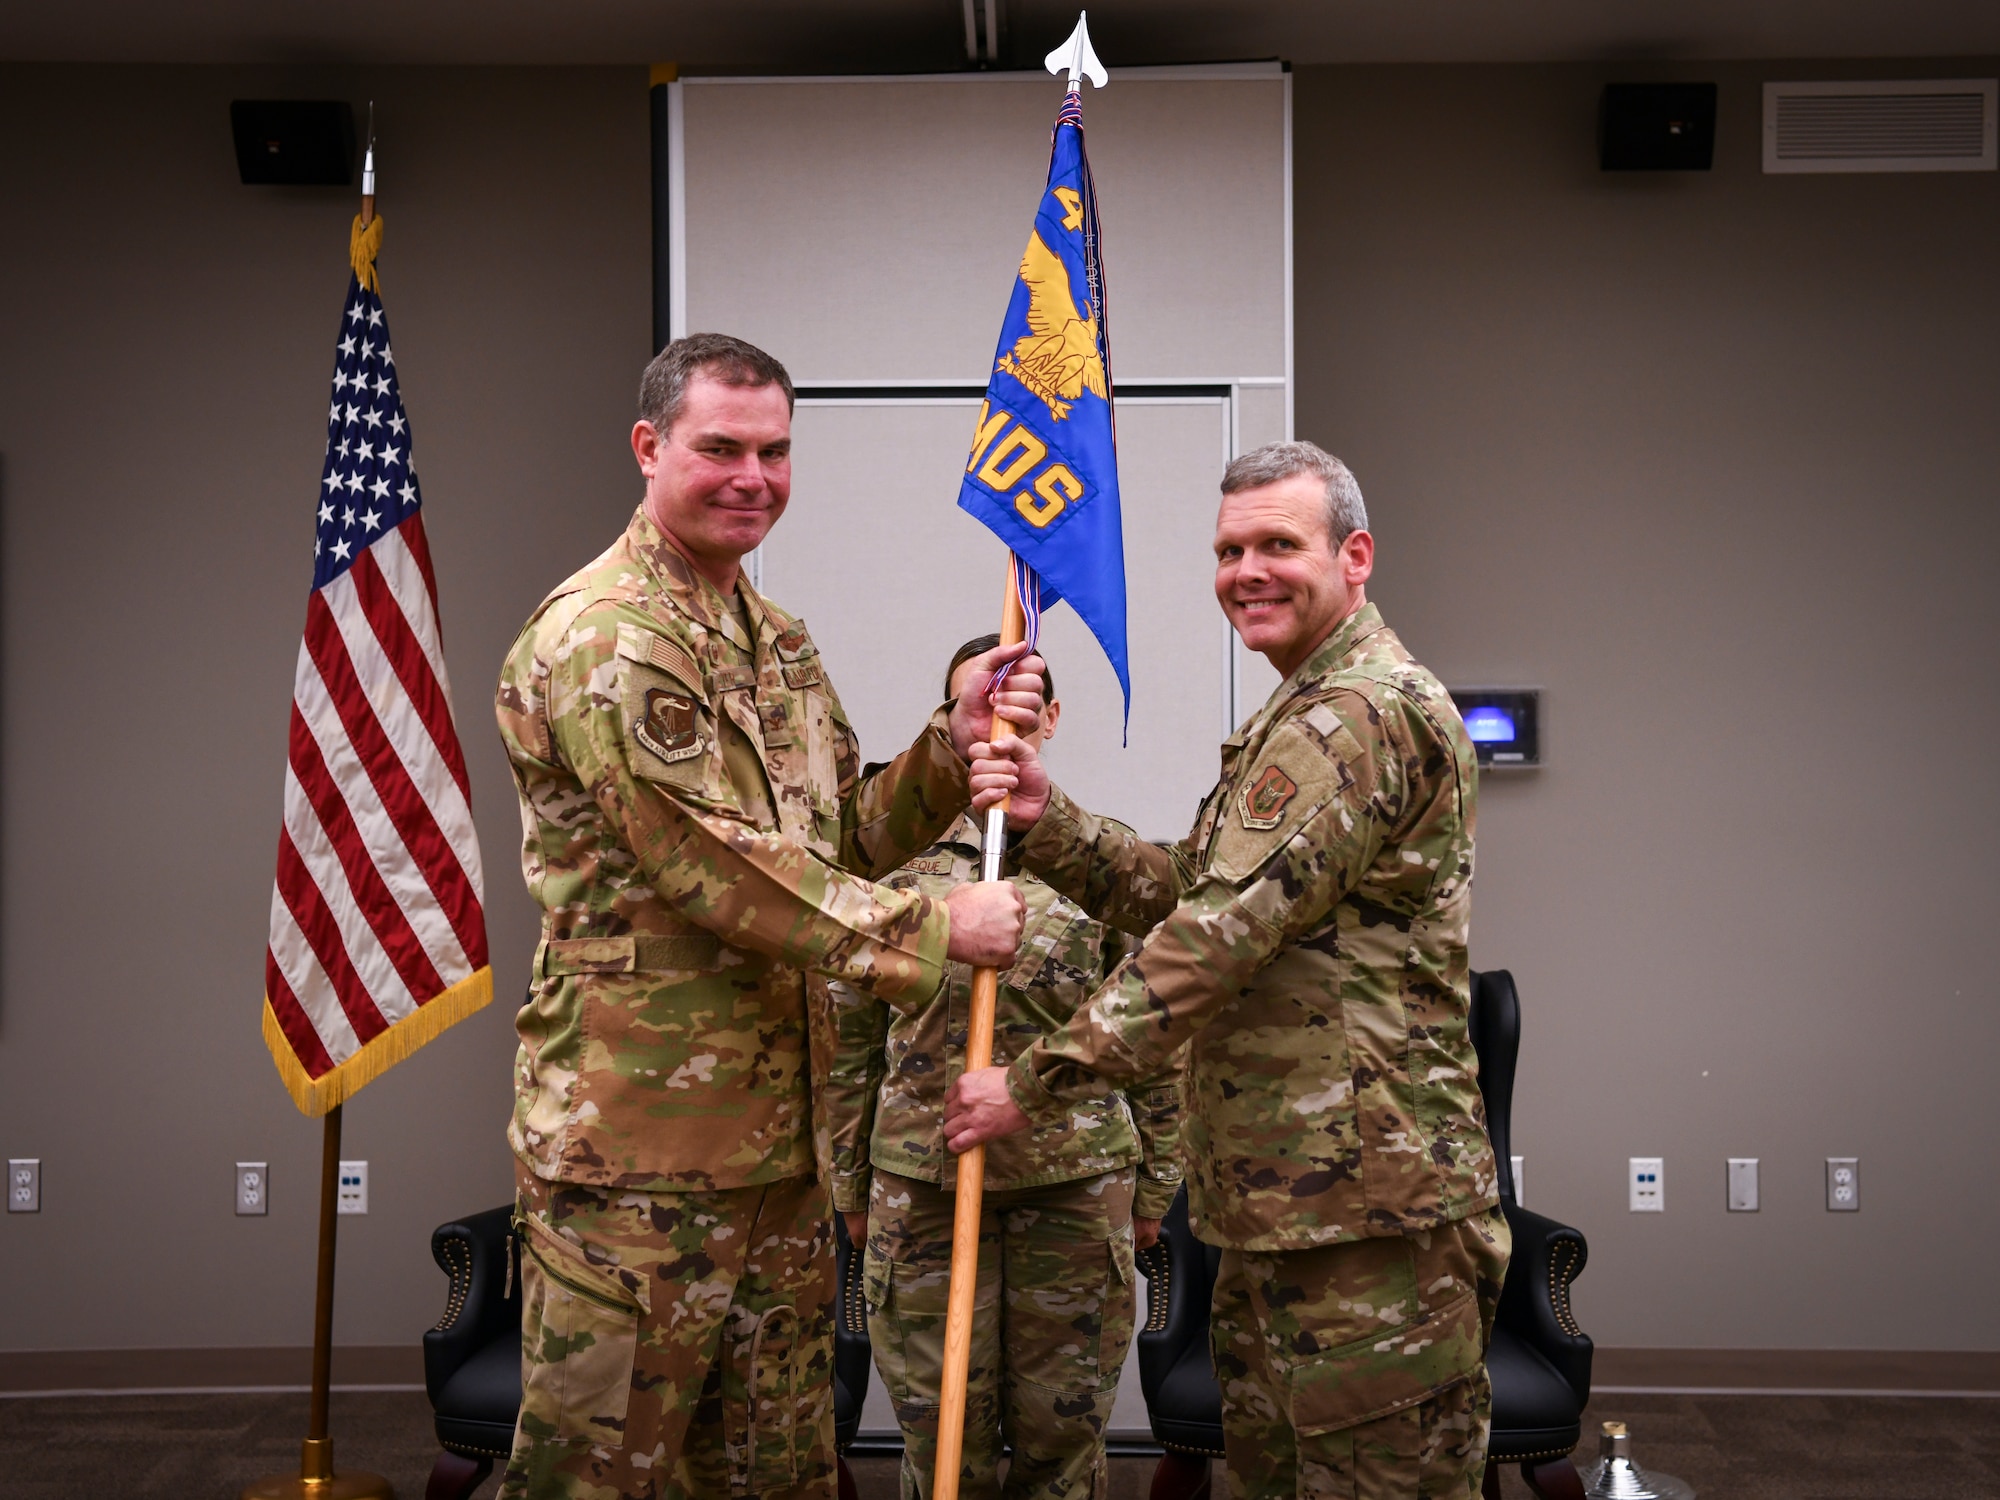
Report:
1,1389,1995,1499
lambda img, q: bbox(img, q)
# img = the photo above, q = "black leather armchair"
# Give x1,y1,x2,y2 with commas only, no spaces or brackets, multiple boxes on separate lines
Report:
1132,1196,1223,1500
1132,968,1594,1500
423,1205,523,1500
422,1204,873,1500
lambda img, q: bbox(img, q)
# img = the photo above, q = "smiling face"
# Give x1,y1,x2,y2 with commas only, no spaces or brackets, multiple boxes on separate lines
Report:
1213,471,1375,678
632,372,793,592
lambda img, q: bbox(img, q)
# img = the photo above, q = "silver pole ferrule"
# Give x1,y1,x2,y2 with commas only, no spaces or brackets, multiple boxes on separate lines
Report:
981,805,1007,882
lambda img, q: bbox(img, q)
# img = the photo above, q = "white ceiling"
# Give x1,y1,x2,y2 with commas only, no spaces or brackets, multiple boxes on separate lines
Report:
4,0,1998,69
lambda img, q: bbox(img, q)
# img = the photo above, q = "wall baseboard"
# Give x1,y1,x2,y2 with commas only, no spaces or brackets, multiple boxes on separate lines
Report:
3,1345,1994,1399
0,1346,423,1395
1592,1348,2000,1393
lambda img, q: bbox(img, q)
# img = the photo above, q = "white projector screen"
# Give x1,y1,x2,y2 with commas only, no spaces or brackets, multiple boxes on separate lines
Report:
671,67,1290,387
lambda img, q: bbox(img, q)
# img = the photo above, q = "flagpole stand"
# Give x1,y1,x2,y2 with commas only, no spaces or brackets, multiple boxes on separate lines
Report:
240,1105,395,1500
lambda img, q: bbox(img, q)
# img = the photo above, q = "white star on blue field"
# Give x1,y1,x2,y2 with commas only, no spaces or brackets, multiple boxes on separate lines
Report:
314,282,422,586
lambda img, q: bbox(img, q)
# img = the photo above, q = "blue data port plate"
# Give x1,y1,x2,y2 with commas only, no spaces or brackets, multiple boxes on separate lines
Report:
1448,689,1540,769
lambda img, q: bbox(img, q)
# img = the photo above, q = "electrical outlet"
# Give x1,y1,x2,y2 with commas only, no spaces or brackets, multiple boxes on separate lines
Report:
236,1162,269,1216
1727,1157,1760,1212
1510,1155,1526,1207
337,1160,368,1215
7,1159,39,1213
1826,1157,1858,1212
1629,1156,1664,1212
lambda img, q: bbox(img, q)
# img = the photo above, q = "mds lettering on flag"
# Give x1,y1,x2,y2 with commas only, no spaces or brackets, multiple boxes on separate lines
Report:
261,214,492,1116
957,91,1128,729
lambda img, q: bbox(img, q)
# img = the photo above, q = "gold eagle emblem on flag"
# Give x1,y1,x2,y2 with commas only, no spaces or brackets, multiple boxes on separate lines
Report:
996,231,1107,422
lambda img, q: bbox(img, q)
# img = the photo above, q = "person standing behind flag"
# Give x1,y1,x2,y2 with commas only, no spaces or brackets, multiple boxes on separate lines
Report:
824,635,1184,1500
494,334,1045,1500
944,443,1510,1500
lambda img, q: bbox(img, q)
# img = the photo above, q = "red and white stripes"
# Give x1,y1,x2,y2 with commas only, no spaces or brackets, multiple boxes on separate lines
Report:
265,515,487,1096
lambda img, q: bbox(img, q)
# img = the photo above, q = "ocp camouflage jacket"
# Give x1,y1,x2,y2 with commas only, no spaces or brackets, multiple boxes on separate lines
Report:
1005,602,1499,1251
495,506,970,1192
825,813,1184,1220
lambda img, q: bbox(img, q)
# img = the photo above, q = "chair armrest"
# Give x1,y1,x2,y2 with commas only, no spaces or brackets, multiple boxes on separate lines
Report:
831,1211,872,1421
1134,1189,1206,1411
1496,1202,1593,1401
423,1204,521,1405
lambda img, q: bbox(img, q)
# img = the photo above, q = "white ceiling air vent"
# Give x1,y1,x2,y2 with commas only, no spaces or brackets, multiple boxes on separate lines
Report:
1764,80,1997,173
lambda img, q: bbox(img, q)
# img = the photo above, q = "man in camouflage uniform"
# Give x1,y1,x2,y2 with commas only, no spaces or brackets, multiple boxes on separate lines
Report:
494,334,1044,1500
945,442,1508,1500
825,637,1184,1500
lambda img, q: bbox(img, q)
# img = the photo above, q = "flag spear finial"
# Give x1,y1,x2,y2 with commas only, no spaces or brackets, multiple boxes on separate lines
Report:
1044,11,1106,91
359,102,376,227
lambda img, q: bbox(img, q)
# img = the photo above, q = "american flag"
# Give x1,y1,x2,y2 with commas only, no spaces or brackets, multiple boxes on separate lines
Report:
261,237,490,1116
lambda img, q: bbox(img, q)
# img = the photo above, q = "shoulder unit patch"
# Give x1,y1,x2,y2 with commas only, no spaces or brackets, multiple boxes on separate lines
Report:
1239,765,1299,830
634,687,703,764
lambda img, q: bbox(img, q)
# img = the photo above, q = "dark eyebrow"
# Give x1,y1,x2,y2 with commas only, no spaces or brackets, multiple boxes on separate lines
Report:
682,429,790,452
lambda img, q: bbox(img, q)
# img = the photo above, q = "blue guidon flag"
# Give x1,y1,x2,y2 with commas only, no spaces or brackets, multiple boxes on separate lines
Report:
957,89,1128,733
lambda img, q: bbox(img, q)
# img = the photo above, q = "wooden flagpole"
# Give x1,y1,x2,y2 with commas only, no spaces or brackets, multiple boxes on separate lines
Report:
932,565,1029,1500
241,118,393,1500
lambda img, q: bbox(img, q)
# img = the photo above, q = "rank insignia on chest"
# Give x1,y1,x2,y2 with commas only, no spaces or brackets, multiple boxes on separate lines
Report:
1239,765,1299,830
634,687,703,764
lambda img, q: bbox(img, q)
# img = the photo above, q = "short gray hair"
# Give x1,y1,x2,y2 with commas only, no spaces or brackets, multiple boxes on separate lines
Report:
1220,440,1369,541
638,333,795,437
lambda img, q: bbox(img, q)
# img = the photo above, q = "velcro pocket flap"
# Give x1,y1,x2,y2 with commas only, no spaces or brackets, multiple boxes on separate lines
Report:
1289,1289,1481,1436
618,630,714,787
1209,719,1352,884
518,1215,649,1445
522,1213,650,1314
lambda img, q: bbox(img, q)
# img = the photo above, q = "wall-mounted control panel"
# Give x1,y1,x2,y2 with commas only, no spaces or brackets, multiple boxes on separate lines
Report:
1448,689,1540,768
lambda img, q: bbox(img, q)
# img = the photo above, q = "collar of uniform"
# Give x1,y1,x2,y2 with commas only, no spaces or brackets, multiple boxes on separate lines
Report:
623,506,731,633
730,569,788,656
1279,600,1387,700
1232,601,1389,748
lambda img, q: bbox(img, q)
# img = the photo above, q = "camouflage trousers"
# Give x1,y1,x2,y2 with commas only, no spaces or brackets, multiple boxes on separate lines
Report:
863,1168,1138,1500
1209,1206,1509,1500
498,1163,836,1500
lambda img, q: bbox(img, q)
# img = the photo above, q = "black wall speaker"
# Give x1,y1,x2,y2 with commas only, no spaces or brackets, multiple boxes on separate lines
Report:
231,100,356,186
1600,83,1716,171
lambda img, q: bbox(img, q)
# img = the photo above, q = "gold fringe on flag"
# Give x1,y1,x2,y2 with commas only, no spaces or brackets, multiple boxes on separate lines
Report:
262,965,494,1118
349,212,384,293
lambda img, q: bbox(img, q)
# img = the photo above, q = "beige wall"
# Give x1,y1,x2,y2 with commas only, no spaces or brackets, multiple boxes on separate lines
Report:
1,54,1995,1358
1294,59,2000,1348
0,63,650,1349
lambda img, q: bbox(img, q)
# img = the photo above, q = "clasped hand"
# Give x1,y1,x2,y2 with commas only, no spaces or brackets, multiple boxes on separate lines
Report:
945,642,1048,761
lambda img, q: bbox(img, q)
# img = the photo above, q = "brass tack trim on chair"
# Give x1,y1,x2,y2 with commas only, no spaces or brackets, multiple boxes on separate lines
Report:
842,1252,868,1334
1500,1443,1580,1462
1139,1247,1171,1333
1161,1438,1227,1458
442,1440,514,1459
432,1239,472,1331
1548,1241,1583,1337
